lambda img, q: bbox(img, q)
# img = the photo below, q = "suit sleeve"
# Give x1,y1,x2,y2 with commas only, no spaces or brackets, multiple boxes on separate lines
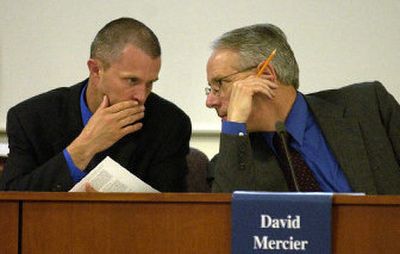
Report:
375,82,400,164
211,133,258,192
0,108,73,191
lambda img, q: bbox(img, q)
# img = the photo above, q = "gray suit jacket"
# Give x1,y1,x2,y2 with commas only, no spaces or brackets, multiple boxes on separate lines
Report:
211,81,400,194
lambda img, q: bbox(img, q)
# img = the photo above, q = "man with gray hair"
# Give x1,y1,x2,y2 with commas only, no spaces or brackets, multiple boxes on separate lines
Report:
1,17,191,192
206,23,400,194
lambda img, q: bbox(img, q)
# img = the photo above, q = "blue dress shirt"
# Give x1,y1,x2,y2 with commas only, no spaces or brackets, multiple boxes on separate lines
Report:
222,92,352,192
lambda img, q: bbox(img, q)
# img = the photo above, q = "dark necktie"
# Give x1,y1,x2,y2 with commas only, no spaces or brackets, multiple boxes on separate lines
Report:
273,133,321,192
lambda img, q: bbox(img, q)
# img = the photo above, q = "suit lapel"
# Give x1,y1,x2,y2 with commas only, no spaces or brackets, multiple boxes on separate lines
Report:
65,83,85,140
306,95,377,193
250,133,289,191
47,81,86,151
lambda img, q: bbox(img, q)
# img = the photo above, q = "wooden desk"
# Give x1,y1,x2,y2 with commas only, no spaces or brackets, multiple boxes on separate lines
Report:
0,193,399,254
0,199,19,254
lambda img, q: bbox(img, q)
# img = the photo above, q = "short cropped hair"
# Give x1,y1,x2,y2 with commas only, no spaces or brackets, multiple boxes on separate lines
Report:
212,24,299,89
90,17,161,68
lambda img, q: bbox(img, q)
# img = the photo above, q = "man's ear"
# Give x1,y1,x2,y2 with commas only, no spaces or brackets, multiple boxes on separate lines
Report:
256,62,277,82
87,59,102,78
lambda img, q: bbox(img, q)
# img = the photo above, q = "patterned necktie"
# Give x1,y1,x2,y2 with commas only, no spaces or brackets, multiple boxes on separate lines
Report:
273,133,321,192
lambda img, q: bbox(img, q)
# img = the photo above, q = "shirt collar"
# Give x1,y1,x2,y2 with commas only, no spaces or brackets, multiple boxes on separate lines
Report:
80,83,92,126
262,92,309,148
285,92,308,146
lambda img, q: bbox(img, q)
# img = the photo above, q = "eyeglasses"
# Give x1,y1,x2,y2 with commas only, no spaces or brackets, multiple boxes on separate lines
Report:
205,65,257,96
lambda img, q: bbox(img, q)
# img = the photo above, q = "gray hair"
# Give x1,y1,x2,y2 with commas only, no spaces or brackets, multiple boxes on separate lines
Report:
212,24,299,89
90,17,161,69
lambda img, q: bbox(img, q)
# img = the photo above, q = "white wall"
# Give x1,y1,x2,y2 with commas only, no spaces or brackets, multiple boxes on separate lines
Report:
1,0,400,158
190,133,220,159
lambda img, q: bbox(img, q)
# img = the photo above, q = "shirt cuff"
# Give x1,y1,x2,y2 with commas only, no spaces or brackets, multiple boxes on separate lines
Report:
222,121,247,136
63,149,86,184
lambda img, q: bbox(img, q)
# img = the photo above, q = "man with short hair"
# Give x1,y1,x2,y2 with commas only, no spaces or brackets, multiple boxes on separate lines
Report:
0,17,191,192
206,23,400,194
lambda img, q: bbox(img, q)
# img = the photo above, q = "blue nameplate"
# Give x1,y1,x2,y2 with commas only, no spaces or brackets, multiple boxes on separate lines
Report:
232,191,332,253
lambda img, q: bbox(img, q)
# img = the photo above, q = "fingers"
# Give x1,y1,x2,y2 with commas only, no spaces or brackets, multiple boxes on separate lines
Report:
250,82,277,99
227,76,279,123
121,122,143,135
118,111,145,128
110,103,145,130
98,95,110,111
97,99,145,127
107,100,139,113
80,99,146,155
85,182,98,192
231,76,278,99
115,105,145,121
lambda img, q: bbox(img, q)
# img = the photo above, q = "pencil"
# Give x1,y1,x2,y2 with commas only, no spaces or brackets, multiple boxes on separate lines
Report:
256,49,277,77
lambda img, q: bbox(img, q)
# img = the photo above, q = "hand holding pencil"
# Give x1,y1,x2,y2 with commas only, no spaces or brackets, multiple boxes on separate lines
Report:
227,49,278,123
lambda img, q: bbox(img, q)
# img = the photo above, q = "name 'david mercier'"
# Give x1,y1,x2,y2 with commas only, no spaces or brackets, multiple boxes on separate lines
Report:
253,214,309,251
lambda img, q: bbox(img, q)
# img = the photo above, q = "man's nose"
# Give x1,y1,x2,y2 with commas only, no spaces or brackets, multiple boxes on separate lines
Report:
132,84,149,104
205,93,219,108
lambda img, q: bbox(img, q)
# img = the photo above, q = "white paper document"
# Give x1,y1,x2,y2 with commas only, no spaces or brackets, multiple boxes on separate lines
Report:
0,143,9,157
69,156,159,193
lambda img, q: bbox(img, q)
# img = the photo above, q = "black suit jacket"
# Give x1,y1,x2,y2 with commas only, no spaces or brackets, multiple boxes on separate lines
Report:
0,80,191,192
211,81,400,194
